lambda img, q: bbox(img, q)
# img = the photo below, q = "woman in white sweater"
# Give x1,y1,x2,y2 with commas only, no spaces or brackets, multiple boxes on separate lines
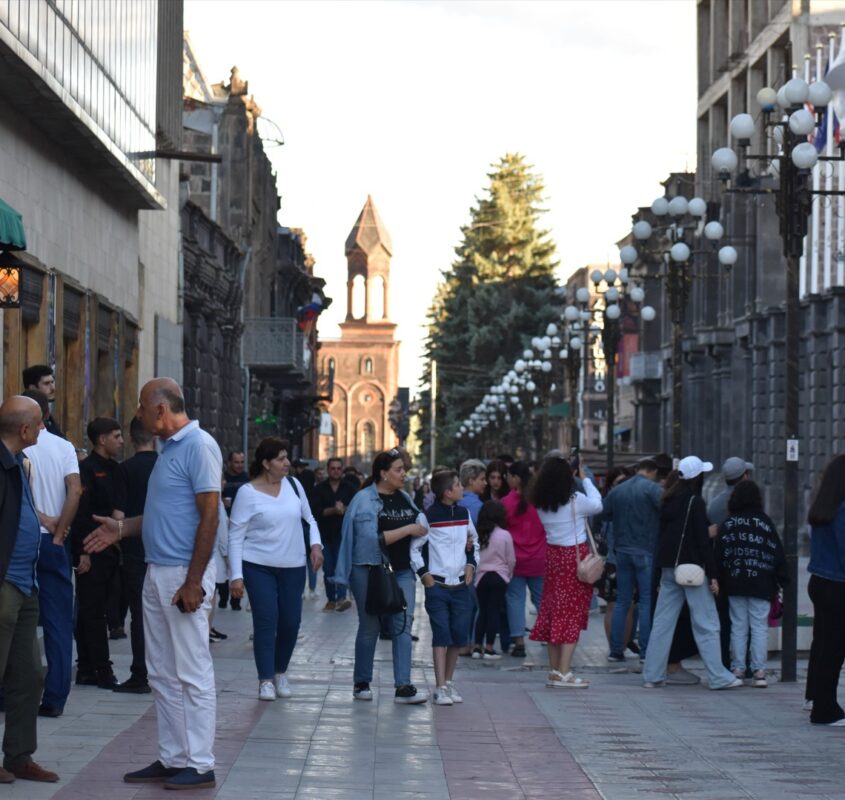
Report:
229,438,323,701
528,455,603,688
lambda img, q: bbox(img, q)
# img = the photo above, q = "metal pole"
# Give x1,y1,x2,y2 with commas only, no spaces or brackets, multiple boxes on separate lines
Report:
606,349,615,474
579,333,588,449
430,359,437,473
780,260,800,683
672,320,683,459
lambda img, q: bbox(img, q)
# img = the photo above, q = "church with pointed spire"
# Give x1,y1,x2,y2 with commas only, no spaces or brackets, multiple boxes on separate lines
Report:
318,197,401,466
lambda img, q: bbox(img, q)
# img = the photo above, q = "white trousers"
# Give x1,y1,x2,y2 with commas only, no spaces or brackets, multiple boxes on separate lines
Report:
143,562,217,772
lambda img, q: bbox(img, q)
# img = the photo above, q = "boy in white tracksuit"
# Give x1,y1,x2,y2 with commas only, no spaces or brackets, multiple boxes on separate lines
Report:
411,469,480,706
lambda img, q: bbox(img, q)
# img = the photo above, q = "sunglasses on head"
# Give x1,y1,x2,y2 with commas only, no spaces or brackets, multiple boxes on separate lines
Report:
387,448,402,458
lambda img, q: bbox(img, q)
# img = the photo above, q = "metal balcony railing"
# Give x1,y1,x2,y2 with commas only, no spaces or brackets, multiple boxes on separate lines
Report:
629,351,663,382
243,317,305,371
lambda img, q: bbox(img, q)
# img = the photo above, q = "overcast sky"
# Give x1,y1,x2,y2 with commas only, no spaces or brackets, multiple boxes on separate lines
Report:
184,0,697,390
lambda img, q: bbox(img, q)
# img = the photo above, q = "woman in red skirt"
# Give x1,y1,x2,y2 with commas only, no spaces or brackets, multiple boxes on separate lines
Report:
529,455,603,688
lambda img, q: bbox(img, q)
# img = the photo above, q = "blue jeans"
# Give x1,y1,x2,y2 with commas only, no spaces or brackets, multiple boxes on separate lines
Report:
643,568,737,688
425,582,473,647
728,596,770,672
506,575,543,639
322,539,346,602
37,535,73,709
610,551,652,658
348,565,415,687
242,562,305,680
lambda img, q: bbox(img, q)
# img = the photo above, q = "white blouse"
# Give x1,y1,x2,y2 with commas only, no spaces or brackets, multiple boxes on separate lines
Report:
536,479,603,547
228,477,321,580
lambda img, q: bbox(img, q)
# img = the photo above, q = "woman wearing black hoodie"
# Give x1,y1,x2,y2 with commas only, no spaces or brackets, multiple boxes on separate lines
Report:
642,456,741,690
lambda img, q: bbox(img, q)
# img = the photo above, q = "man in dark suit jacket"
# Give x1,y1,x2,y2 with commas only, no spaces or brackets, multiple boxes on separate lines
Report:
0,396,59,783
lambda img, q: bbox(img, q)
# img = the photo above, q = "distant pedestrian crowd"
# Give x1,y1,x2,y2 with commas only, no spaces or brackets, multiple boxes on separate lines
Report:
0,364,843,792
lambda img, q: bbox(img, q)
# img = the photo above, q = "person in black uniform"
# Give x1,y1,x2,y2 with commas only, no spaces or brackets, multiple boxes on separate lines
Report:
218,451,248,609
310,458,356,611
112,418,157,693
71,417,125,688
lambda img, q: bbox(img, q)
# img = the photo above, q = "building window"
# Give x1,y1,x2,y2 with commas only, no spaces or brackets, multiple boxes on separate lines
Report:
327,357,336,373
361,420,375,458
362,356,373,375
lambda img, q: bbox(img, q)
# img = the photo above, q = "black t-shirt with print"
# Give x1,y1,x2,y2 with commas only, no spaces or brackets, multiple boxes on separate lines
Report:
378,491,417,571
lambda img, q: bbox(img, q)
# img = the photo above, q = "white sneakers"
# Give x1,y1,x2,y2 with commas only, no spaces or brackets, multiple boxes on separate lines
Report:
258,674,292,701
274,674,292,698
433,687,453,706
445,681,463,703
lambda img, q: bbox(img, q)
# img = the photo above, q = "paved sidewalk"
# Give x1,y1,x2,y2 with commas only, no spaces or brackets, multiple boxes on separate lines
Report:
0,582,836,799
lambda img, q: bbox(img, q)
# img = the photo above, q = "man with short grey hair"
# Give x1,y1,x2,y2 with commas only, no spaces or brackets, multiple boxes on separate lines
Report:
84,378,221,790
457,459,487,525
707,457,754,529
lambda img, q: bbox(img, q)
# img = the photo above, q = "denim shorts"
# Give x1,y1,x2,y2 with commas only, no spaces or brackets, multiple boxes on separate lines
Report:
424,582,473,647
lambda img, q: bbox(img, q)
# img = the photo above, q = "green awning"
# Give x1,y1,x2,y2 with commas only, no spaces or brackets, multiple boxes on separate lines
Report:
532,401,571,418
0,199,26,250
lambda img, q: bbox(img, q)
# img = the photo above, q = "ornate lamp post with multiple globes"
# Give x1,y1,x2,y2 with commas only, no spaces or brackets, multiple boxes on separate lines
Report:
564,267,656,473
619,195,734,458
710,63,845,682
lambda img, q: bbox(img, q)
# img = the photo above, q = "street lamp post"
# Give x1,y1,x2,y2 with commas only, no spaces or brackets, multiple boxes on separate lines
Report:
620,196,726,459
711,65,844,682
565,270,656,473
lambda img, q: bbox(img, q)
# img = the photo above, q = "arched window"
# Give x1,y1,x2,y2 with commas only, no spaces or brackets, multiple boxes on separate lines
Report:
362,356,373,375
327,420,338,458
351,274,366,319
370,276,385,319
327,357,336,373
361,421,376,458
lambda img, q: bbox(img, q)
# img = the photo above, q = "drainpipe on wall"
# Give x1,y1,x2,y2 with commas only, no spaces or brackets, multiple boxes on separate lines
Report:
239,247,253,456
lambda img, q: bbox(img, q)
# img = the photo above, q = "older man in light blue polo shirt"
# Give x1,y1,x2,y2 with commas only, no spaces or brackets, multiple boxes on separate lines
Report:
85,378,221,791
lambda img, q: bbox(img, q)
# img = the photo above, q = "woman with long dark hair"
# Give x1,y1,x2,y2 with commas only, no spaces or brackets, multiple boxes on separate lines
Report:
805,455,845,724
501,461,545,657
334,449,429,704
228,438,323,701
642,456,740,690
473,501,515,659
483,460,510,502
528,454,603,688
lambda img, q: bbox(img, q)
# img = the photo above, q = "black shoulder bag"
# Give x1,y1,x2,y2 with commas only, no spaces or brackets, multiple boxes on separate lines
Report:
366,533,407,616
286,475,310,539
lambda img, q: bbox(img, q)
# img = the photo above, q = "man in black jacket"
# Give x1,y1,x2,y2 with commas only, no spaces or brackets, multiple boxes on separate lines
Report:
0,395,59,783
310,458,356,611
71,417,126,689
112,418,157,694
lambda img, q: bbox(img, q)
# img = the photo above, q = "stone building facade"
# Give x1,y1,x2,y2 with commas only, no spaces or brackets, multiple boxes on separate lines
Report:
0,1,184,447
318,197,401,468
180,37,328,457
645,1,845,530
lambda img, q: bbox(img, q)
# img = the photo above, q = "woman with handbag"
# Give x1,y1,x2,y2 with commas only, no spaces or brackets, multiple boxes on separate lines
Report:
228,438,324,701
643,456,741,690
528,454,603,688
333,449,429,704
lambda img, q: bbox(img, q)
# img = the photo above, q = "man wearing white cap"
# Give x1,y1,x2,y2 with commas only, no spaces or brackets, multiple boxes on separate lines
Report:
707,457,753,529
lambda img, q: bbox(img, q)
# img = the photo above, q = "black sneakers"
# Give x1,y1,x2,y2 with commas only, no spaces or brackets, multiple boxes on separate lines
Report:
113,677,152,694
394,685,429,704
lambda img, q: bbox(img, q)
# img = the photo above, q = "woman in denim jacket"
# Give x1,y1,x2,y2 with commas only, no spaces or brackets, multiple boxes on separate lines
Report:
333,449,429,704
806,455,845,724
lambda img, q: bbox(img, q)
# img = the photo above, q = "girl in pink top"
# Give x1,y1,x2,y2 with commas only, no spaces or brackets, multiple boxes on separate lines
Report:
473,501,516,659
501,461,546,657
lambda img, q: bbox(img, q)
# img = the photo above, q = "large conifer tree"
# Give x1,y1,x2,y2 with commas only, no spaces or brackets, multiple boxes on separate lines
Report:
419,154,560,464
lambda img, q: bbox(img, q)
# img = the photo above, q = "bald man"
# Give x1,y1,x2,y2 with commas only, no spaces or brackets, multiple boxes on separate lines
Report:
0,396,59,783
84,378,221,790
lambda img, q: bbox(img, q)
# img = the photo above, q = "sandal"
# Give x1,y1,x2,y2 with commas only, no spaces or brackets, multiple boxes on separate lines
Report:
546,670,589,689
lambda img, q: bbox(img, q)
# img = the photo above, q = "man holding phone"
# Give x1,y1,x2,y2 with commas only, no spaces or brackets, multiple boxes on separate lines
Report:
83,378,221,791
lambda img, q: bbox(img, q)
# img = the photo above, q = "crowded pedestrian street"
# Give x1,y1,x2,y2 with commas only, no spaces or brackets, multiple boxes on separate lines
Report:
0,563,832,800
